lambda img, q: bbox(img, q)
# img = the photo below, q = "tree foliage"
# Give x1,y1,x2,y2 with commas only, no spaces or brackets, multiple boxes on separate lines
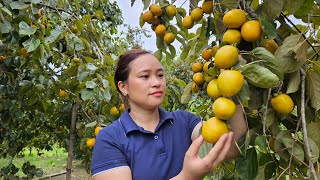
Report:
0,0,148,178
135,0,320,179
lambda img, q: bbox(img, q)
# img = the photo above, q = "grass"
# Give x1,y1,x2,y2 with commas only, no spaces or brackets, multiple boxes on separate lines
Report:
0,145,70,178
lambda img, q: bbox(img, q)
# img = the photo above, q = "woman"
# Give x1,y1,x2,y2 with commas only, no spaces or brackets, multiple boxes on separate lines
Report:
91,49,247,180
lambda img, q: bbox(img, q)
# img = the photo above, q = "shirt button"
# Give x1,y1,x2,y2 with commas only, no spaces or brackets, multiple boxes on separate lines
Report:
154,135,158,140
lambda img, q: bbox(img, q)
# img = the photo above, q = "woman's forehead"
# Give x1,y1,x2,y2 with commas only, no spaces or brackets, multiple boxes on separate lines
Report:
129,54,163,71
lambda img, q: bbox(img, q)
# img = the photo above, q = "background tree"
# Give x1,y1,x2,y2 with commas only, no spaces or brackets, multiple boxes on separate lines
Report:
0,0,146,178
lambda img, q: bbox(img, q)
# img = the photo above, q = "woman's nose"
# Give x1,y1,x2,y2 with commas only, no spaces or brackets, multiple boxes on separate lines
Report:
151,76,161,87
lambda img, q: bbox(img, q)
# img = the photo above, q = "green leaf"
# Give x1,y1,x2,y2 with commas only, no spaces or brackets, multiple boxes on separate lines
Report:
307,122,320,149
275,34,308,73
168,44,176,58
86,81,96,89
181,82,193,104
238,80,250,104
220,0,238,9
81,89,95,101
85,121,97,128
242,64,279,88
77,72,89,81
263,109,276,128
213,13,225,39
139,13,145,28
143,0,151,10
262,0,284,19
168,25,178,34
198,140,212,159
307,137,319,163
28,96,38,106
0,6,12,17
236,148,258,180
312,61,320,75
66,34,84,51
173,77,186,88
251,47,284,81
292,39,309,62
156,36,164,49
45,27,62,44
10,1,29,9
283,0,305,14
0,22,11,34
259,16,278,39
274,130,292,161
176,8,186,18
286,70,300,94
197,103,210,115
254,161,277,180
255,135,268,153
165,51,172,65
19,21,36,36
294,0,314,18
86,63,98,71
75,19,84,32
22,37,41,52
281,137,304,165
102,79,109,89
154,49,162,61
306,69,320,111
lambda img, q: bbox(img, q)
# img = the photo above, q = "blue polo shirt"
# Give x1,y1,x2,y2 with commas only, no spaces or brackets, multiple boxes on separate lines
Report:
91,107,200,179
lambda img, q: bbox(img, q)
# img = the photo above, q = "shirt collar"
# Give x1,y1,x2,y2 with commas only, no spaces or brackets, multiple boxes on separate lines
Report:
119,107,174,135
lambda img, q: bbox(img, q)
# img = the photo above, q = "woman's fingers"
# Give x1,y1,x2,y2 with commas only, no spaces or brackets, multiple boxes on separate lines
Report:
212,132,233,167
203,132,233,165
186,135,204,157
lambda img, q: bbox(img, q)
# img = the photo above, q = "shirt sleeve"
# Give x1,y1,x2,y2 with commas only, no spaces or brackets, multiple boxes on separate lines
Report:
176,110,201,139
91,126,128,176
186,111,201,136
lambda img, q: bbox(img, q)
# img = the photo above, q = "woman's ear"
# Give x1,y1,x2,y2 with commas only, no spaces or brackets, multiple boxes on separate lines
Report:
118,81,127,95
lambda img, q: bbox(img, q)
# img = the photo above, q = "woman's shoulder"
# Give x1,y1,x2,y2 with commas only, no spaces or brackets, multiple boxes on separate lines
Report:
170,109,197,117
97,119,123,140
168,109,200,123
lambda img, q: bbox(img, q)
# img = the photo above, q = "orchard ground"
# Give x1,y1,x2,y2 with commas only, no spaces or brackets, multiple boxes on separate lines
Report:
0,146,92,179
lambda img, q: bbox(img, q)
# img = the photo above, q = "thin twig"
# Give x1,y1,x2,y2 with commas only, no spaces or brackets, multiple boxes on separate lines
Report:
300,68,318,180
263,88,272,136
236,95,249,131
280,12,318,56
276,167,290,180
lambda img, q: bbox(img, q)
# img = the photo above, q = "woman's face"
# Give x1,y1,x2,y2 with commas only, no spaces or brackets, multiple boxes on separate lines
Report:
120,54,166,110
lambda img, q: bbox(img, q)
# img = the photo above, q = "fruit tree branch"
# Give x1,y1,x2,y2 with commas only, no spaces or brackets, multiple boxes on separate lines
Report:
300,68,318,180
189,0,197,11
238,0,257,18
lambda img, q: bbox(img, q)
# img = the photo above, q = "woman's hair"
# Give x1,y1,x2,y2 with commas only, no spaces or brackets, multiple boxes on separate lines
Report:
114,49,151,94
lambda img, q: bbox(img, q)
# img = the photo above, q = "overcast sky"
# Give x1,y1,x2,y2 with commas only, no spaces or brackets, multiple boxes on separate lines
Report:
116,1,157,52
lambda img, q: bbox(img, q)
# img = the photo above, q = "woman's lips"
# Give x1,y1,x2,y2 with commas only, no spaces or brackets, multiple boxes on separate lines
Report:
150,91,163,96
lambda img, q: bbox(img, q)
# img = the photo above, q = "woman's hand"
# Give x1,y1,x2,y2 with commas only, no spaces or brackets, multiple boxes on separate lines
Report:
172,132,234,180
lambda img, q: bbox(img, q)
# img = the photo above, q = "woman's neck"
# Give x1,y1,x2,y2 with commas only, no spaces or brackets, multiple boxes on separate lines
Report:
129,107,160,132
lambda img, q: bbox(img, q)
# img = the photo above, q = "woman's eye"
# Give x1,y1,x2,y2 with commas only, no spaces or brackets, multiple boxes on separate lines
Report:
158,74,164,77
140,75,149,78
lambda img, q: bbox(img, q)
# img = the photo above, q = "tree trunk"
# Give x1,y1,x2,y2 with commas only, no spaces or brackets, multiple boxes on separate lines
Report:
66,102,78,180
